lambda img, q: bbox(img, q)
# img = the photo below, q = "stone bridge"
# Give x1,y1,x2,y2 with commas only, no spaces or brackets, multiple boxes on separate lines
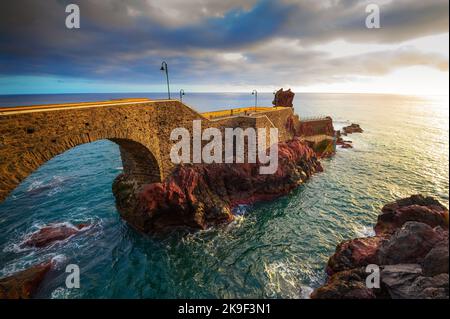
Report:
0,98,298,202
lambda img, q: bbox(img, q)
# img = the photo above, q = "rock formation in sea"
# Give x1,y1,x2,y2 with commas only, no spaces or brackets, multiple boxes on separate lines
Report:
21,223,90,248
336,123,363,149
0,261,52,299
113,137,323,234
342,123,363,135
311,195,449,299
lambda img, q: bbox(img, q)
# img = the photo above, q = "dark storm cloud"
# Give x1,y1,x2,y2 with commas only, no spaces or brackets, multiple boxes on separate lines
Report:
0,0,448,86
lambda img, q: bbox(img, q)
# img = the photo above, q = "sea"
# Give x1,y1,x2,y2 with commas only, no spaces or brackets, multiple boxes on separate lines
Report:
0,92,448,298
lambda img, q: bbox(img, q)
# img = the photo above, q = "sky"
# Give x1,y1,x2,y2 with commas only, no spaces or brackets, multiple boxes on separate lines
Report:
0,0,448,95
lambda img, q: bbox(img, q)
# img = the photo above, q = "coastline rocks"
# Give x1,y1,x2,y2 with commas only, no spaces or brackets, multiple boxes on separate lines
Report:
381,264,448,299
342,123,363,134
422,242,449,276
335,130,354,149
21,223,90,248
311,195,449,299
310,267,380,299
326,236,383,275
113,137,323,233
374,195,448,235
377,222,443,265
0,261,52,299
337,123,363,148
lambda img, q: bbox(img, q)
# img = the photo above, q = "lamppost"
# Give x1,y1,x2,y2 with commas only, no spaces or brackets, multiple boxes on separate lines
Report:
252,90,258,112
179,89,185,102
160,61,171,99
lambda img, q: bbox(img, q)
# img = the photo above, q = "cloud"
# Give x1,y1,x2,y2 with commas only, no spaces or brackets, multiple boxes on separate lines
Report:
0,0,448,92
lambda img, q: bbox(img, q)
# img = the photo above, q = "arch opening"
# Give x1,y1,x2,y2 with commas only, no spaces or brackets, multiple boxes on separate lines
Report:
0,138,161,205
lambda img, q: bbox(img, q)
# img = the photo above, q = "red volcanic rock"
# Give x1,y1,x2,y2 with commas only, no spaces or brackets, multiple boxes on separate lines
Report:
378,222,443,265
312,195,449,299
0,261,52,299
375,195,449,235
272,88,295,107
326,236,383,275
113,137,323,233
21,223,89,248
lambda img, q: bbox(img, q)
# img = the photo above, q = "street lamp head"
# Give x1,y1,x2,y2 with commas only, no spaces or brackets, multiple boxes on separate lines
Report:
160,66,165,71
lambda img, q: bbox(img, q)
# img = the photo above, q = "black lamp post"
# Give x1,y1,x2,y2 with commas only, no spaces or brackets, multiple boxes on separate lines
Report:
179,89,185,102
252,90,258,111
160,61,171,99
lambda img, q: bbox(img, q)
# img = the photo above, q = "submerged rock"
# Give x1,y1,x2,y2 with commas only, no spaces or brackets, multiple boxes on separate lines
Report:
21,223,89,248
0,261,52,299
311,195,449,299
113,137,323,233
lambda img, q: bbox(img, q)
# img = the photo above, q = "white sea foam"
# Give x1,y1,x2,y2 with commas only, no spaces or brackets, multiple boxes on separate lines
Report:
356,225,375,237
264,260,303,299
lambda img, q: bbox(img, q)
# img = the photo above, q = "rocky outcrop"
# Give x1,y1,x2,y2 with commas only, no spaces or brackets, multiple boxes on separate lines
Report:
336,123,363,149
0,261,52,299
113,137,323,233
342,123,363,135
21,223,90,248
335,130,353,149
272,88,295,108
312,195,449,299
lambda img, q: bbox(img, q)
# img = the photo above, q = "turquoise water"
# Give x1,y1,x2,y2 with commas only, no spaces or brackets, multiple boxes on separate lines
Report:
0,93,448,298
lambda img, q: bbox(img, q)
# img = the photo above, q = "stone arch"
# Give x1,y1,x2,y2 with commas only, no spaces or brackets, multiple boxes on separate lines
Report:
0,134,162,202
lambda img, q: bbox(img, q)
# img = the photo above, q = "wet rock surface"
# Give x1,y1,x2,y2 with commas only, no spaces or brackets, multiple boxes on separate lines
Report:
312,195,449,299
